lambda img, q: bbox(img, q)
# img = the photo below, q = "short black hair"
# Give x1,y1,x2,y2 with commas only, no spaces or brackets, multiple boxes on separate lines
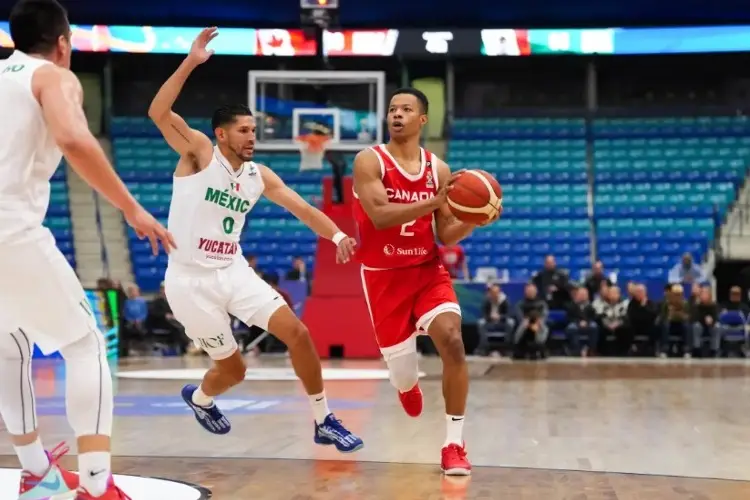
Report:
264,272,280,286
211,104,253,130
9,0,69,54
389,87,429,114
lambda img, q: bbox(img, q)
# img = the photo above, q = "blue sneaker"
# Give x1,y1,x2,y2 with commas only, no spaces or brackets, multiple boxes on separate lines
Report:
181,384,231,435
314,413,364,453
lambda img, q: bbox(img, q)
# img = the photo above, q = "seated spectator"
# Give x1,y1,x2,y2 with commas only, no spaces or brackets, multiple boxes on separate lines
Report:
598,286,631,355
659,284,691,358
439,243,469,280
476,284,514,356
691,286,720,357
626,281,636,299
512,283,548,359
583,261,612,300
718,286,750,351
592,282,610,315
566,287,599,357
285,256,307,281
626,284,659,353
688,282,702,307
668,253,706,284
122,283,148,356
147,282,188,355
532,255,571,308
246,254,264,279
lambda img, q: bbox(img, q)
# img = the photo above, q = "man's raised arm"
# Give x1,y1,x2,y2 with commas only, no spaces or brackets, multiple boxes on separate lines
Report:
148,27,215,161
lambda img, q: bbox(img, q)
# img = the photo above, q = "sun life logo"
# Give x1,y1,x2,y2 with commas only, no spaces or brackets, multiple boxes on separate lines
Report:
383,244,395,256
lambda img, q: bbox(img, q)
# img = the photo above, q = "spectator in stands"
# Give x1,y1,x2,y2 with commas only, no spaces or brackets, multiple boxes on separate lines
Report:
583,261,612,301
691,286,720,357
246,253,264,279
122,283,148,357
592,282,610,315
438,243,469,280
532,255,570,308
146,282,188,355
626,284,659,355
598,286,631,355
688,283,702,308
285,256,307,281
668,253,706,284
512,283,548,360
717,287,750,350
566,286,599,357
476,284,514,356
720,286,750,316
659,284,691,358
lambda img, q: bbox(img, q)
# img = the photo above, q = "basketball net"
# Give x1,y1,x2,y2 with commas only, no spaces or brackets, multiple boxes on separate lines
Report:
296,134,330,171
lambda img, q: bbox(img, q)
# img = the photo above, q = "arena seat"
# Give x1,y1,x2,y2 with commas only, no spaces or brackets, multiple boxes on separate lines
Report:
112,116,354,291
448,118,591,280
593,116,750,281
44,166,75,269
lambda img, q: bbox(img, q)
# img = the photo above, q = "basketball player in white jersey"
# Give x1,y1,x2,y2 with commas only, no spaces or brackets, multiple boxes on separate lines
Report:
0,1,174,499
147,28,363,452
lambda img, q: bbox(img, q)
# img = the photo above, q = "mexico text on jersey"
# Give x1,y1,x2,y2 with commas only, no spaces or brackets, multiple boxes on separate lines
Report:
353,145,440,269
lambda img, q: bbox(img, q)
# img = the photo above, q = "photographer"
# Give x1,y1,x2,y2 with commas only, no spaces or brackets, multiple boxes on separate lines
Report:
512,283,549,359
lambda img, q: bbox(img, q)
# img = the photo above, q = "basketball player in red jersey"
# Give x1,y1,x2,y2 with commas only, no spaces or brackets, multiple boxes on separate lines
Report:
352,88,497,475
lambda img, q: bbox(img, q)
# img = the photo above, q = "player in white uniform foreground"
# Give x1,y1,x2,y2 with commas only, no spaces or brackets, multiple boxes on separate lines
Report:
148,28,363,452
0,1,174,499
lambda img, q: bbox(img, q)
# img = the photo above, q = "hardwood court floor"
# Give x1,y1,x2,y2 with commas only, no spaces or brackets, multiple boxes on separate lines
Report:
1,355,750,499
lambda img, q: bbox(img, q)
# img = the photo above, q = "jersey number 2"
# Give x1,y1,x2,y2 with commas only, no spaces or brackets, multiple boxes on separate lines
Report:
400,221,415,237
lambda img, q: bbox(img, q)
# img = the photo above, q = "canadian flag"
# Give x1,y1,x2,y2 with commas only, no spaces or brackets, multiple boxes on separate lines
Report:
256,30,295,56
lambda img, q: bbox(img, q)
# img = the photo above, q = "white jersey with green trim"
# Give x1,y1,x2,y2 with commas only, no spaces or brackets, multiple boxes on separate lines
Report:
0,51,62,243
167,146,264,269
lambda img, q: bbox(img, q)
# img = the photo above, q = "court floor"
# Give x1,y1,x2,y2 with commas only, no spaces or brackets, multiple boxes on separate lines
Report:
1,355,750,499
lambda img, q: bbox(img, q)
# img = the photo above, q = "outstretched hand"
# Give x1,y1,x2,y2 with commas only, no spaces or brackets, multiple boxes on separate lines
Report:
336,237,357,264
188,27,218,65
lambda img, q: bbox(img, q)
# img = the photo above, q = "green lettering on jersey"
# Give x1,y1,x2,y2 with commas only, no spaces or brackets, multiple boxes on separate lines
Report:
218,190,230,207
204,187,250,214
1,64,25,74
205,187,221,203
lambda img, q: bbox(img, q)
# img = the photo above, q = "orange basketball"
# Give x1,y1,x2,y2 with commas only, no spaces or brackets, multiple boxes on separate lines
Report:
447,170,503,225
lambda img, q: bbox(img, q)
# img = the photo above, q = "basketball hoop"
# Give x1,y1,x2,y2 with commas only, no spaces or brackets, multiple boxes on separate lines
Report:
296,130,330,171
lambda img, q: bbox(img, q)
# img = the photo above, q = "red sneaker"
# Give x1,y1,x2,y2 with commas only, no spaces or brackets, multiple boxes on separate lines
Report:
76,476,131,500
398,384,423,417
19,442,79,498
441,442,471,476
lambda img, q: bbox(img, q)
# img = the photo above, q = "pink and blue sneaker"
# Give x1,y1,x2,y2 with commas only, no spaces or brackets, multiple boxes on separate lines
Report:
18,442,78,500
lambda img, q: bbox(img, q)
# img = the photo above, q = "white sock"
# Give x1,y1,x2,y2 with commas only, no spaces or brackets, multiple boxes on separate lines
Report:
79,451,111,497
309,392,331,425
192,385,214,407
444,414,465,447
14,439,49,477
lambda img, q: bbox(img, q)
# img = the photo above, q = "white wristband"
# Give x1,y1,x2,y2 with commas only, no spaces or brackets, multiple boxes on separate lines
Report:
332,231,347,246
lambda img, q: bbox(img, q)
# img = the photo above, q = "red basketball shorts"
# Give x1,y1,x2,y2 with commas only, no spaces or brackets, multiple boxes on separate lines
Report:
360,259,461,360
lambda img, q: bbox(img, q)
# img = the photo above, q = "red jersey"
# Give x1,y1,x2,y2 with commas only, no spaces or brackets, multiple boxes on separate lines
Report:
438,245,466,278
353,145,439,269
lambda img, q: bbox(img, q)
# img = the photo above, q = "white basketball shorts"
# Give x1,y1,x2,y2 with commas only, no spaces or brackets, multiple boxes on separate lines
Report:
164,258,285,360
0,228,99,355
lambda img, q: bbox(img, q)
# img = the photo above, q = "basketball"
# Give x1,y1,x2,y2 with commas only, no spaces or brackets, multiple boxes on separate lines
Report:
446,170,503,224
